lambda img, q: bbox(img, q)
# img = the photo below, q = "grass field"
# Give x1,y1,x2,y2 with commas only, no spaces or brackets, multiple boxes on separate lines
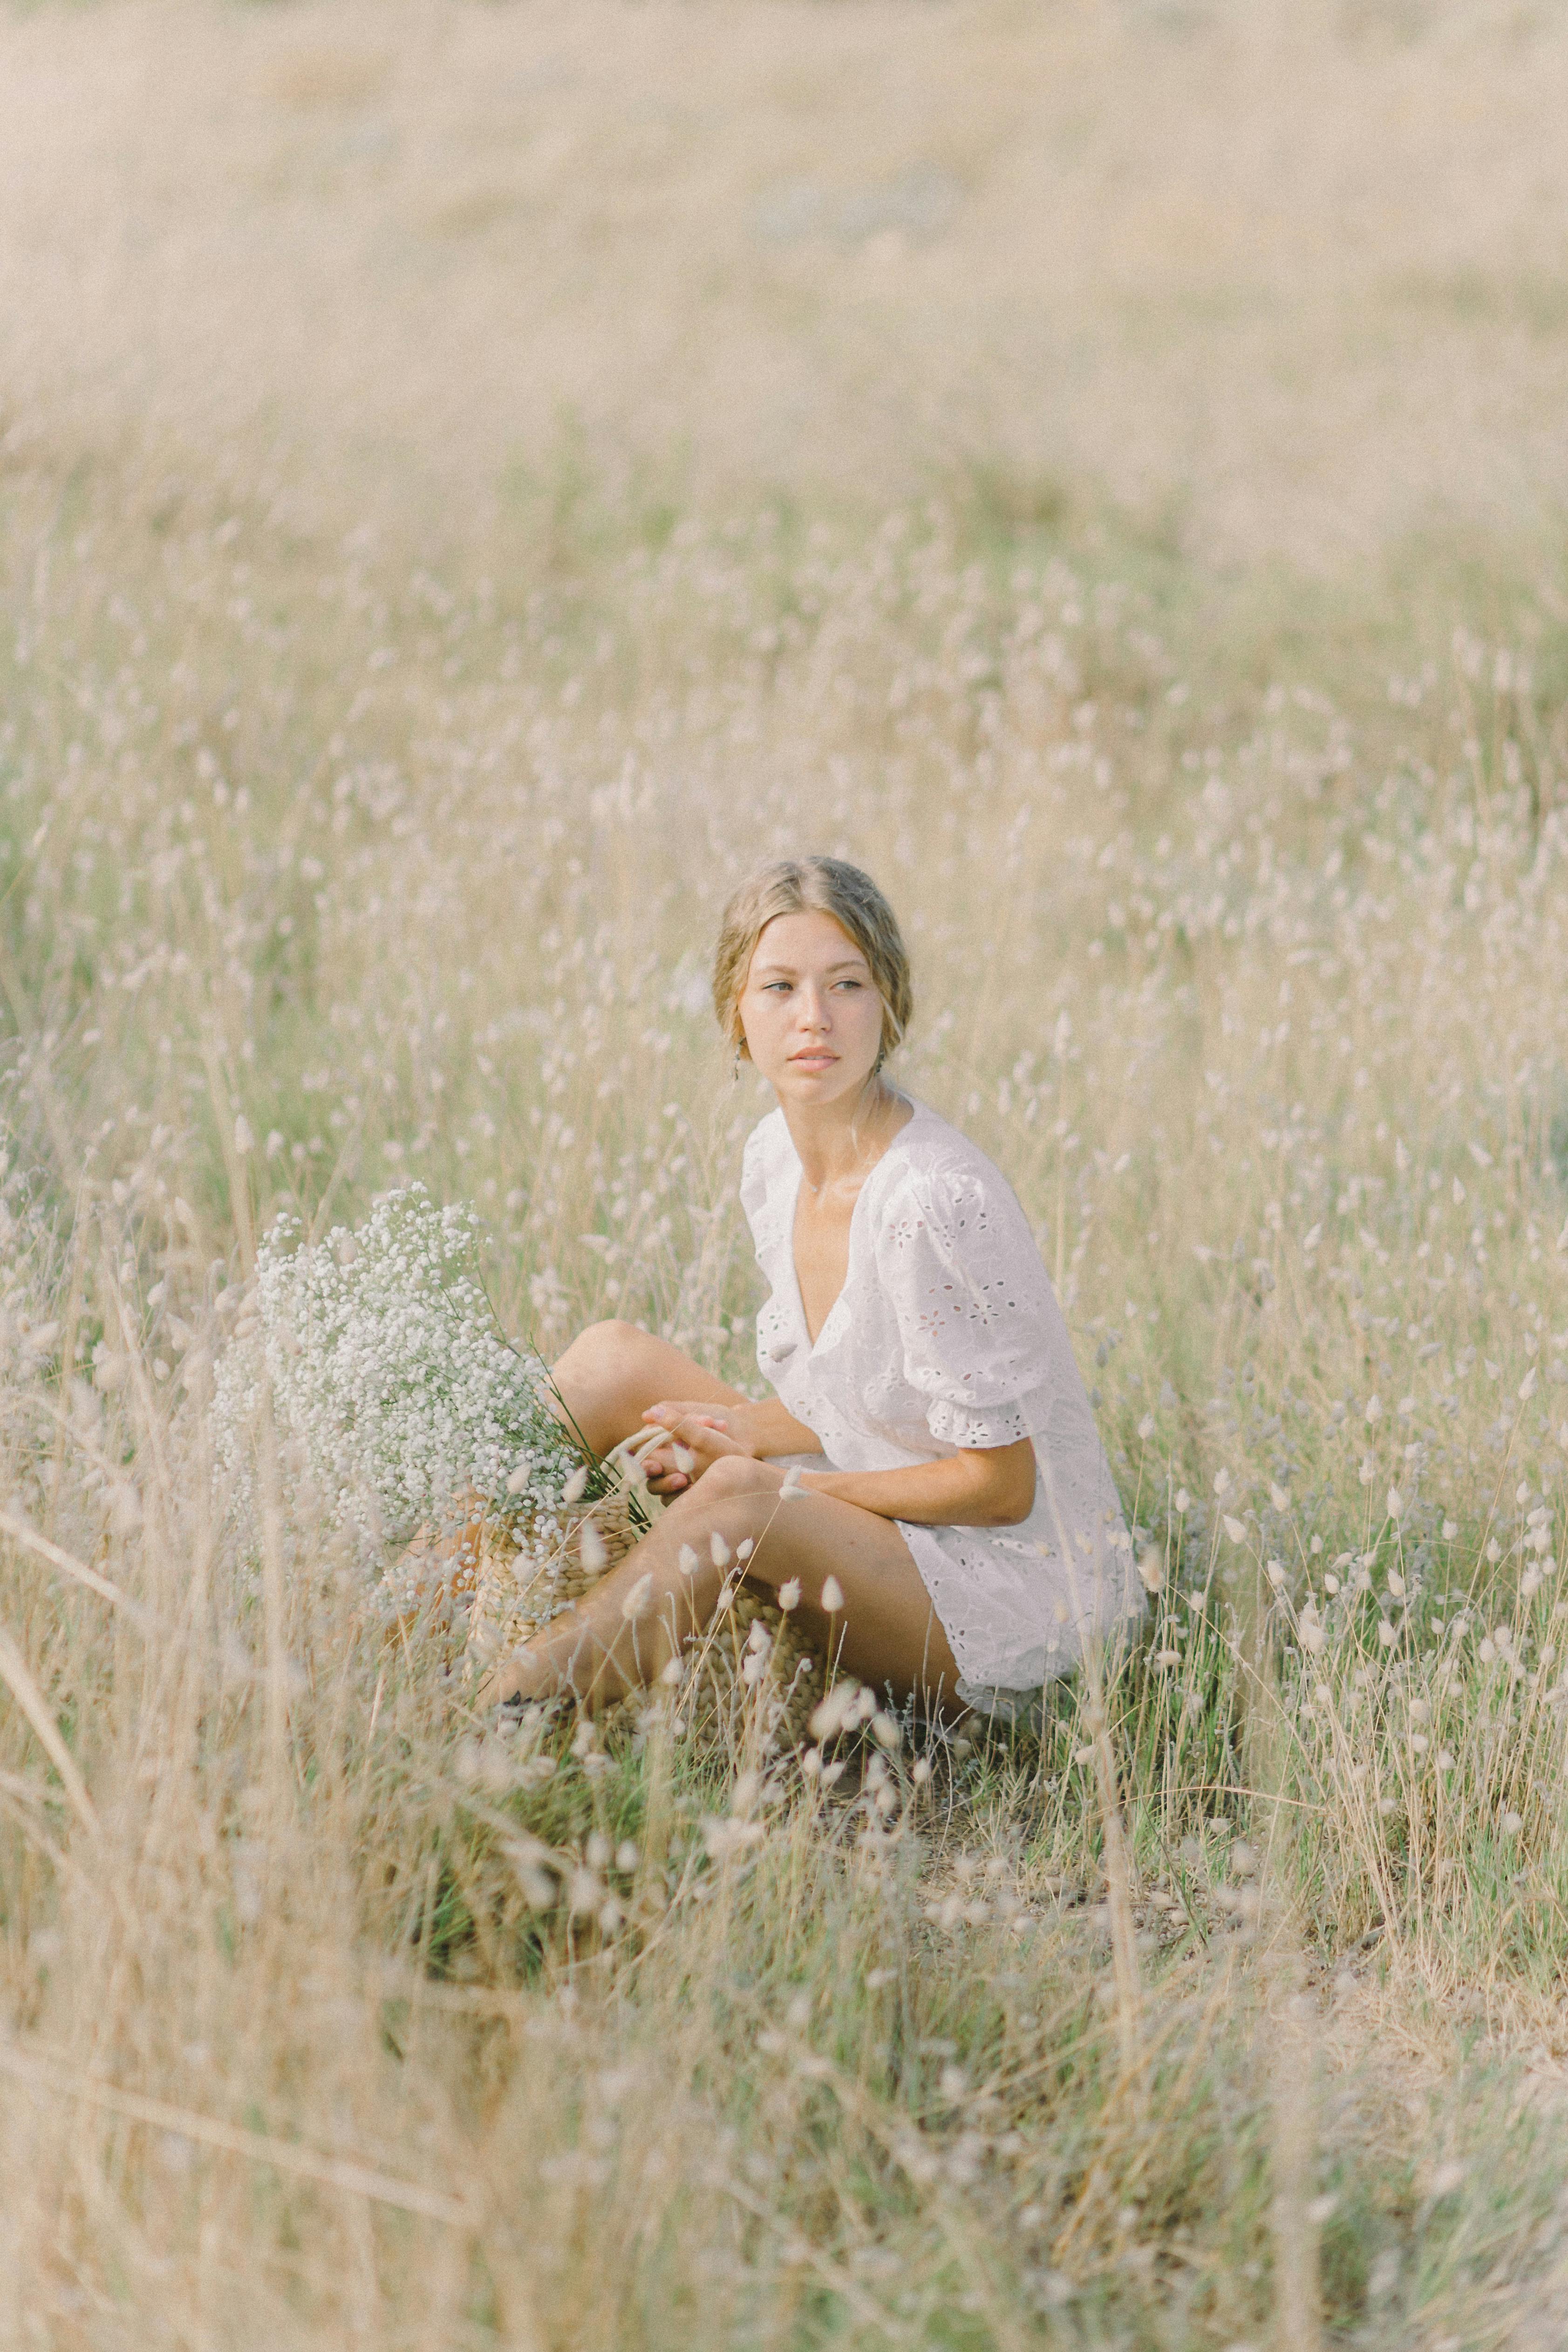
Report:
5,2,1568,2345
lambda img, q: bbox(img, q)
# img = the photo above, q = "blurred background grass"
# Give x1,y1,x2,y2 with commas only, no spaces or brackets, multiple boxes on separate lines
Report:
7,0,1568,575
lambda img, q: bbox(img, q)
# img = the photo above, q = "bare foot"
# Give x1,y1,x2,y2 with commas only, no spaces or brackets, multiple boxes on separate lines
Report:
472,1642,553,1712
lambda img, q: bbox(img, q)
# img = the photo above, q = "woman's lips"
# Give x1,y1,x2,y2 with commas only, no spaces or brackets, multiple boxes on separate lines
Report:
789,1052,837,1067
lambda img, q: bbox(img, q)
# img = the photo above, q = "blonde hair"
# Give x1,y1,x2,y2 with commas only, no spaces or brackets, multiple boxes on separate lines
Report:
711,857,913,1065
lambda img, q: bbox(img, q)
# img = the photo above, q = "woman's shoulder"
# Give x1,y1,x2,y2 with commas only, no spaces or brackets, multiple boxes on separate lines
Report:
741,1105,792,1178
739,1107,795,1232
871,1101,1055,1294
874,1098,1020,1208
867,1101,1036,1244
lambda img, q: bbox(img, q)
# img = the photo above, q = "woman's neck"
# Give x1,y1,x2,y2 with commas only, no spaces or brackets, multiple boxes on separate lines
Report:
783,1079,910,1197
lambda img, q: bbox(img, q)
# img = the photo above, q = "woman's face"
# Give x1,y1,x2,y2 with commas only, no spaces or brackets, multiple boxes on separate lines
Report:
738,909,885,1110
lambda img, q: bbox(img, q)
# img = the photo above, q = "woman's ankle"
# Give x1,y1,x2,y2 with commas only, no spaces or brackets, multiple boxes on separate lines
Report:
484,1643,556,1709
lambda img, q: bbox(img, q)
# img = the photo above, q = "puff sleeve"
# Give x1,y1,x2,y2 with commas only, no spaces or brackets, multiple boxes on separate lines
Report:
873,1158,1073,1450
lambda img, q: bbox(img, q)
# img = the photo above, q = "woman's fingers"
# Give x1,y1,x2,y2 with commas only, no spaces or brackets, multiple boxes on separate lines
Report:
637,1412,748,1492
638,1433,696,1466
639,1411,721,1477
644,1401,728,1436
615,1415,690,1494
638,1427,702,1494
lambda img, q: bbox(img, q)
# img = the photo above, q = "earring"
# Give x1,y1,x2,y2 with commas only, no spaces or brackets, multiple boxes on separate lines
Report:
732,1047,742,1082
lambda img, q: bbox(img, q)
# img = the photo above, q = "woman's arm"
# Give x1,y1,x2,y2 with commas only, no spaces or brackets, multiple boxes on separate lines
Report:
636,1396,825,1495
799,1439,1036,1528
642,1395,825,1462
723,1396,826,1459
641,1410,1036,1528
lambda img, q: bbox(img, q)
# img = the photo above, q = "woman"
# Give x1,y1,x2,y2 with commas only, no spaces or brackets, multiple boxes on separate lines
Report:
489,857,1140,1716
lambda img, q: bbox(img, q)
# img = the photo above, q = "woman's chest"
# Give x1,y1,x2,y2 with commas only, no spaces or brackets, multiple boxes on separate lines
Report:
791,1189,857,1345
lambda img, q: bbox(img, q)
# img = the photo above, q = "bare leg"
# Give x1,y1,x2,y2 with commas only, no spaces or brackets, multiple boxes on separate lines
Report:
491,1454,962,1714
548,1318,752,1458
416,1321,746,1579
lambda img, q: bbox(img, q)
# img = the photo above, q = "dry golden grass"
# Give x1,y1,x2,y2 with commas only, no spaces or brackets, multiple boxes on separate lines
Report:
6,1,1568,2345
5,0,1568,566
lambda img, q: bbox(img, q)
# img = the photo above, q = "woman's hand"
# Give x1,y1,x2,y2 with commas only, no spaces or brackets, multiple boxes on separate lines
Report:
636,1401,757,1496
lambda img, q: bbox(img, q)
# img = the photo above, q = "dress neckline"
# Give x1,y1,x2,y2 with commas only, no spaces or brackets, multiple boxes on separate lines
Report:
779,1095,928,1356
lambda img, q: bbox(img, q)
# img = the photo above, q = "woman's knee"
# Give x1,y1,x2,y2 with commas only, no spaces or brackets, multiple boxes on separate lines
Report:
556,1318,655,1383
698,1453,776,1503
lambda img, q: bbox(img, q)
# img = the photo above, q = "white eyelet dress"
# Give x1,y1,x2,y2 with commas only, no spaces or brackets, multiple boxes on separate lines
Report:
740,1098,1144,1712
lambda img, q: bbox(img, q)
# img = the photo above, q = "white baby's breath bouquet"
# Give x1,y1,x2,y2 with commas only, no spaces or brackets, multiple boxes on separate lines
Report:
214,1184,592,1590
213,1183,818,1732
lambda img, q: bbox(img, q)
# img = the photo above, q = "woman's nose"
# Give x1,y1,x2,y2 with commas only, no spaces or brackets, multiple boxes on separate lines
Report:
796,989,830,1029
